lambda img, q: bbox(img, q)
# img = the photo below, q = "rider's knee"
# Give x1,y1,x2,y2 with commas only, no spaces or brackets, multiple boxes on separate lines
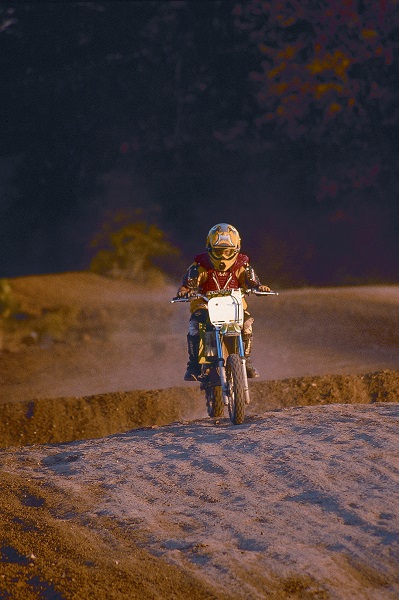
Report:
188,309,208,336
188,320,200,336
243,316,254,335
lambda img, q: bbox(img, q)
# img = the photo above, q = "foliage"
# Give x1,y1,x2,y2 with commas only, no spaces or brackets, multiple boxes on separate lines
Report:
232,0,399,280
0,279,18,319
0,278,18,350
1,2,398,285
90,219,179,284
234,0,399,143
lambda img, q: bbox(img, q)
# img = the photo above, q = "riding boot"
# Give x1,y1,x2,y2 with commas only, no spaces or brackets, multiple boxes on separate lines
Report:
184,334,201,381
242,333,260,378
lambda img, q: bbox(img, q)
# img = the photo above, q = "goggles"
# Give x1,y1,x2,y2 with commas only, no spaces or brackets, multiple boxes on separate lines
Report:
211,247,237,259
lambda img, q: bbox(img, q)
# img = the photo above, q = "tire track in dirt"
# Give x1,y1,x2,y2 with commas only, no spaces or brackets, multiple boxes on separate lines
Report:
2,403,399,599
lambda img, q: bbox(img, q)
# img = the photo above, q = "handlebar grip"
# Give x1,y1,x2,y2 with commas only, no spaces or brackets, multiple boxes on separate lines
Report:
171,293,208,303
171,296,190,303
244,288,279,296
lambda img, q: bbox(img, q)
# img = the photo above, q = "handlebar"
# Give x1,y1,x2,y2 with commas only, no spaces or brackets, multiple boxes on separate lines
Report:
246,289,279,296
171,294,207,303
171,288,278,303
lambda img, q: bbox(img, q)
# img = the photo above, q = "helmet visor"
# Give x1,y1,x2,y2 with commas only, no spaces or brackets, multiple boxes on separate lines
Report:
211,247,237,259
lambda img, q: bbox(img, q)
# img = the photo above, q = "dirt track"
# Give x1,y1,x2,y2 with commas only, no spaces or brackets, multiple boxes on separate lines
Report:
1,401,399,600
1,274,399,403
0,370,398,448
1,274,399,598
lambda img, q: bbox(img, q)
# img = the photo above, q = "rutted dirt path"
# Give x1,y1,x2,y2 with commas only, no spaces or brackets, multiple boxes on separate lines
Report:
1,275,399,403
1,274,399,598
0,369,398,447
1,402,399,599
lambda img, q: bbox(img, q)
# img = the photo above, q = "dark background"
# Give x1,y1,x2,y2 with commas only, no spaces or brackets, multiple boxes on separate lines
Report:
1,1,398,286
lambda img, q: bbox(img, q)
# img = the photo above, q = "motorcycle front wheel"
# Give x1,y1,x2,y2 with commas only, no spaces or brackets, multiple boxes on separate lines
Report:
226,354,246,425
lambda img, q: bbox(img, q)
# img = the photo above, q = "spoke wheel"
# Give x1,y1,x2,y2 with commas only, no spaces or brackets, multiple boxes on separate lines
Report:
226,354,246,425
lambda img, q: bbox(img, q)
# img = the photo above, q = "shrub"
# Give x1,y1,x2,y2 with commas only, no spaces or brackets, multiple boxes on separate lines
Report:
0,279,18,319
90,220,179,284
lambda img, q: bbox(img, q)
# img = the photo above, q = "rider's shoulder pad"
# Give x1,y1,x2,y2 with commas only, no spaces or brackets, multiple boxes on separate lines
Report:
194,252,213,269
234,253,250,269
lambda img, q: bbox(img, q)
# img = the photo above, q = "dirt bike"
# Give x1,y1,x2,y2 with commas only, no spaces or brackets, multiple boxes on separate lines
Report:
171,288,278,425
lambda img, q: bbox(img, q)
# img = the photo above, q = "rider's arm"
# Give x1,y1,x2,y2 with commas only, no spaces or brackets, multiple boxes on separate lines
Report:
177,262,206,296
241,264,270,292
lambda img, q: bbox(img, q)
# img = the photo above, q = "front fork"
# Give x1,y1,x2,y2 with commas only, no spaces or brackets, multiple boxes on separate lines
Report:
215,330,250,405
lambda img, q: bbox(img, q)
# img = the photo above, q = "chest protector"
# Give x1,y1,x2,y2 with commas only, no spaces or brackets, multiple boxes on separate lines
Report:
194,252,249,293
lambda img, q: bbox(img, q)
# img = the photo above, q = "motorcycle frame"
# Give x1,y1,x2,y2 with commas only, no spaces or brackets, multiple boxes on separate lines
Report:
205,290,250,406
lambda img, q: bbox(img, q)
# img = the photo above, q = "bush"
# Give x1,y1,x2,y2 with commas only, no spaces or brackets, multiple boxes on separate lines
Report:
90,220,179,284
0,279,18,319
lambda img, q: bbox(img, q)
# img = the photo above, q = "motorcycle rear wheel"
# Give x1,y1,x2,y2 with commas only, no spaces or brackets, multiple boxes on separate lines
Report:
226,354,246,425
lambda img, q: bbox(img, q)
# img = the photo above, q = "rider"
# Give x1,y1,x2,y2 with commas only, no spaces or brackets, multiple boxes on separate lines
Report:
176,223,270,381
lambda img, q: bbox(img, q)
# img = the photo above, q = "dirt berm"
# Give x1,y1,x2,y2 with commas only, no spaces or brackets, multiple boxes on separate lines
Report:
1,369,398,448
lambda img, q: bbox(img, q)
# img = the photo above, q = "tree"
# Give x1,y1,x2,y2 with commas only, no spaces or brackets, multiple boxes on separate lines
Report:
232,0,399,284
0,2,251,275
1,2,398,283
90,217,179,284
233,0,399,143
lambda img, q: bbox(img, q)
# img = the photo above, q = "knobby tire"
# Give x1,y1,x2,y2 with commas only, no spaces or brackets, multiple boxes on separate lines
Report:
226,354,246,425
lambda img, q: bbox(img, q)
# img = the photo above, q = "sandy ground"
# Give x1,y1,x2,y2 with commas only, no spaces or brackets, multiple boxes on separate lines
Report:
2,402,399,599
1,273,399,599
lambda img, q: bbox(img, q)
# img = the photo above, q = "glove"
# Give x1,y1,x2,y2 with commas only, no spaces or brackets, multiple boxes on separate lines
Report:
177,286,192,298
